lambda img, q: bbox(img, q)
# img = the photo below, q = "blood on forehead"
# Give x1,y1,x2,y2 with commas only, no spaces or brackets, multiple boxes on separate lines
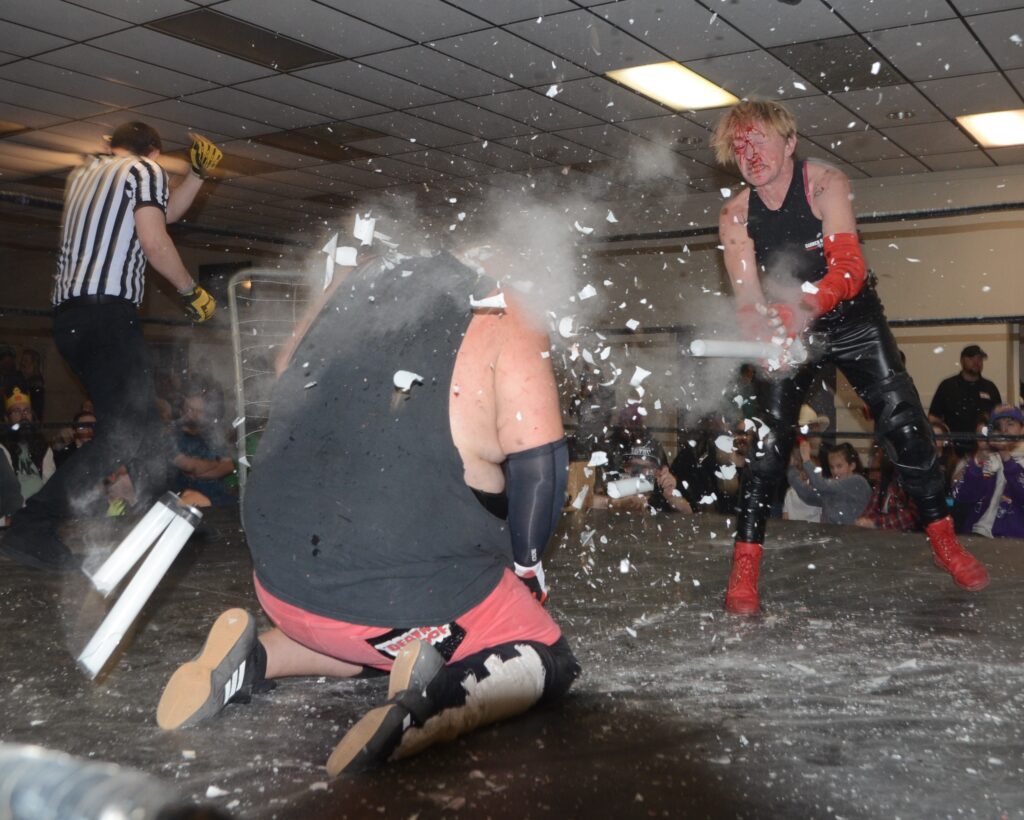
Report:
731,122,770,156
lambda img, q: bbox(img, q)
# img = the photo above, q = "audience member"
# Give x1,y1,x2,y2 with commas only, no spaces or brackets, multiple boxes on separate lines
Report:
53,410,96,468
953,405,1024,538
1,446,21,527
669,414,744,514
855,448,919,532
172,386,235,506
950,419,996,534
929,345,1001,454
786,440,871,526
783,405,829,523
1,388,56,502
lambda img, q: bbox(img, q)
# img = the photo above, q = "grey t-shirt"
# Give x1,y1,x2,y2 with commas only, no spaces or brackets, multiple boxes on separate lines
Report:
787,462,871,525
244,254,509,627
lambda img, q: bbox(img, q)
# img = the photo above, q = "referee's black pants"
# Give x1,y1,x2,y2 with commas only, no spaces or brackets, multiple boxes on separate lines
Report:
15,299,170,529
736,286,948,544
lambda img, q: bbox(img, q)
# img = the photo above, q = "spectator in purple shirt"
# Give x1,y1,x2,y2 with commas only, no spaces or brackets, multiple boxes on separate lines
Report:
953,406,1024,538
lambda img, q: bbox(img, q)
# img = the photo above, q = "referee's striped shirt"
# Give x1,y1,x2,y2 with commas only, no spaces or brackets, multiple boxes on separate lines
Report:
52,154,169,307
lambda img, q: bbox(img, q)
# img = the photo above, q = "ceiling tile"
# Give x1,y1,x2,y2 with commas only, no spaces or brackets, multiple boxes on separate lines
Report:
352,156,443,182
853,156,930,176
359,46,516,98
825,0,956,31
616,115,712,151
949,0,1024,13
430,28,589,87
833,83,947,128
383,148,496,178
443,0,575,26
296,61,448,109
0,60,161,108
214,0,410,58
966,9,1024,71
505,10,663,73
768,35,902,94
469,89,600,131
222,138,328,169
921,150,995,171
36,44,215,97
444,140,544,172
0,101,65,130
5,120,111,154
133,99,272,139
1008,66,1024,96
986,144,1024,164
552,124,649,158
785,95,869,137
0,52,16,67
0,1,127,40
0,21,70,56
72,0,193,24
715,0,853,48
545,76,669,123
184,88,330,130
497,132,606,166
304,162,402,188
349,111,475,147
866,20,997,81
685,50,821,102
917,72,1021,117
344,135,422,156
0,77,112,119
880,121,976,155
405,101,533,139
318,0,485,41
808,130,906,162
596,0,757,62
88,28,275,85
237,75,386,121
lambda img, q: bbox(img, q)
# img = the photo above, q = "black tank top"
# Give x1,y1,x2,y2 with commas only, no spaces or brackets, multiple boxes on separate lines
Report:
244,254,508,626
746,159,827,285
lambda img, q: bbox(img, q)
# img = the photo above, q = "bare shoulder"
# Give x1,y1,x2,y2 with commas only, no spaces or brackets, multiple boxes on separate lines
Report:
806,158,851,198
719,188,751,233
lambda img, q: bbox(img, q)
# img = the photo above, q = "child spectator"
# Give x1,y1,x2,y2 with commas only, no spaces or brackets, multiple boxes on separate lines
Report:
787,440,871,526
953,405,1024,538
855,448,919,532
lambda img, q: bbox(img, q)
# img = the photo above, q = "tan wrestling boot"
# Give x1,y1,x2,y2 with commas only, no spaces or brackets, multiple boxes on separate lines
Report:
925,516,990,591
326,639,446,776
725,541,763,614
156,608,263,729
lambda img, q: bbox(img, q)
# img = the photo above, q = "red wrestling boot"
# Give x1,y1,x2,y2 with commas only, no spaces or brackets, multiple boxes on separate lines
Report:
725,541,763,614
925,516,989,591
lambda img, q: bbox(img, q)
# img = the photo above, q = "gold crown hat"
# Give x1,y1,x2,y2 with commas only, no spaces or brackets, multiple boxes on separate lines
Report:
5,387,31,411
797,404,828,430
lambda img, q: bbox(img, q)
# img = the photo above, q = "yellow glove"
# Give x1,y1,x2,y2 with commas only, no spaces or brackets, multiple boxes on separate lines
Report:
182,284,216,322
188,131,222,178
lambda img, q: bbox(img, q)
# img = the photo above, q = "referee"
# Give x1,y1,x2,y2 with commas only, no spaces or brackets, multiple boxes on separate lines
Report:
1,121,220,572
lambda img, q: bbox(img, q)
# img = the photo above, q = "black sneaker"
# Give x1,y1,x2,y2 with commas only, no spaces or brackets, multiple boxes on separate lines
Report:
0,524,79,573
326,640,445,776
157,608,265,730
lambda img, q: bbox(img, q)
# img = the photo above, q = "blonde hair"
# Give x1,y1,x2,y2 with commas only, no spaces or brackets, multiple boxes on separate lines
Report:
711,100,798,167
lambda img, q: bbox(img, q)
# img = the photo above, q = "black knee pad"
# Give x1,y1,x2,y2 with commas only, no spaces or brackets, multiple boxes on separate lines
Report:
526,637,581,703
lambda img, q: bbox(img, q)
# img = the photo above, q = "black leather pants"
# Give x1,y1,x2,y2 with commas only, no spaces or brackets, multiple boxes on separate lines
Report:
736,287,947,544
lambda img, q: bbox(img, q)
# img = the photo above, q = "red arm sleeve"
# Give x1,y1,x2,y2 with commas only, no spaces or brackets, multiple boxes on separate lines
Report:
803,232,866,316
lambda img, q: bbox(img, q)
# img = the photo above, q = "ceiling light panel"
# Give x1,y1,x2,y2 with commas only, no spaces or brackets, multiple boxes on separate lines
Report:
957,109,1024,147
606,62,739,112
